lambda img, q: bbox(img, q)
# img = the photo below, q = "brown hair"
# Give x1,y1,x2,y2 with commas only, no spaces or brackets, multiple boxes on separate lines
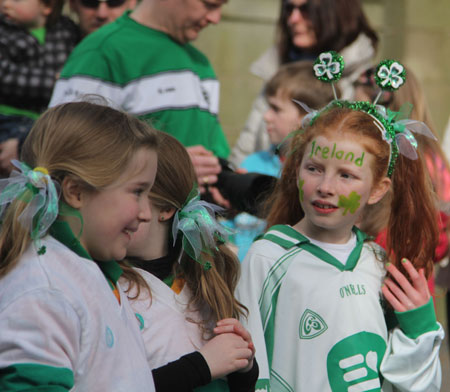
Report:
0,101,158,286
277,0,378,63
265,106,438,277
41,0,64,27
134,131,247,333
264,60,337,111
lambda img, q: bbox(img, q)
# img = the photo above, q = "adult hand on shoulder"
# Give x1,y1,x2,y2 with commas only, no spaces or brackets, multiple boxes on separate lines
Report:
0,138,19,175
214,318,255,373
199,330,253,379
187,145,221,192
382,258,431,312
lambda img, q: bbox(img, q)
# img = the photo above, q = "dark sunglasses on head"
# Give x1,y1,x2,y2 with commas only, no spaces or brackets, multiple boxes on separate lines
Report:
283,2,309,17
79,0,127,9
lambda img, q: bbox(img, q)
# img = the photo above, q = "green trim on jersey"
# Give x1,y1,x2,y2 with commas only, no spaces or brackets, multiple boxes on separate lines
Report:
262,225,367,271
395,298,439,339
271,369,294,392
259,247,302,366
49,220,123,284
0,363,73,391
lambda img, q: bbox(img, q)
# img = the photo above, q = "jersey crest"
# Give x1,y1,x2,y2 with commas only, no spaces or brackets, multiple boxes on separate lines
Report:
299,308,328,339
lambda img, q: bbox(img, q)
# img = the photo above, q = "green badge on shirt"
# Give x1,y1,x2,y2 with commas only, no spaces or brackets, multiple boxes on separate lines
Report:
327,332,386,391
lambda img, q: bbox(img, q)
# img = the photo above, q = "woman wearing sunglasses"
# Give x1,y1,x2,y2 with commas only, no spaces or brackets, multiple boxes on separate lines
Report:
229,0,379,167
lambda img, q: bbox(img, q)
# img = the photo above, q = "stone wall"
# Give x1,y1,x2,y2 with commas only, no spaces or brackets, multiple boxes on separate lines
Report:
194,0,450,145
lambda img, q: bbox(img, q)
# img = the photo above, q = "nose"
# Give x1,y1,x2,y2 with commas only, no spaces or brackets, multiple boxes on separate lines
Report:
316,174,335,196
95,2,109,19
288,7,307,24
263,108,273,123
138,198,151,222
206,8,222,25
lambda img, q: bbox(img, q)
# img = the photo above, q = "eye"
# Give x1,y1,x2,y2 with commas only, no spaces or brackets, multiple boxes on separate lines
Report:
340,172,355,180
305,164,320,173
133,187,145,196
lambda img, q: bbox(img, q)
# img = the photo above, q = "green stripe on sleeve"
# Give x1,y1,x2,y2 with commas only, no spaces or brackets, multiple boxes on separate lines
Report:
0,363,74,391
395,297,440,339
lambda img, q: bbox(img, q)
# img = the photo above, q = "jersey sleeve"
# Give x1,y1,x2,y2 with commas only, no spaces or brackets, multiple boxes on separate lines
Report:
0,288,81,391
235,243,274,389
381,298,444,392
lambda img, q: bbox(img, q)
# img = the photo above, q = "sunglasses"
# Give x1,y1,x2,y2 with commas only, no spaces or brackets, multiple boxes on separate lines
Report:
79,0,127,9
283,2,309,17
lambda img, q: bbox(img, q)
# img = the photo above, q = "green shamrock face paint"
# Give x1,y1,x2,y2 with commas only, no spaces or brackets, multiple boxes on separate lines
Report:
338,191,361,215
298,178,304,202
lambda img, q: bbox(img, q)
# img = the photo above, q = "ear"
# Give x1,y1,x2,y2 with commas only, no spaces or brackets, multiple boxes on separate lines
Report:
61,176,84,209
367,177,391,205
159,207,176,222
41,4,52,17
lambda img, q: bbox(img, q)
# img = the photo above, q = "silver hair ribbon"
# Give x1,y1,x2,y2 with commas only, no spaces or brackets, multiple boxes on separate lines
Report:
172,187,230,270
374,104,437,160
0,160,60,254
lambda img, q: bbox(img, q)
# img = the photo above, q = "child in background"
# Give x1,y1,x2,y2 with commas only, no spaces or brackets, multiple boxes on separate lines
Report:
121,131,258,391
226,61,336,261
237,61,444,389
0,0,79,174
0,101,158,390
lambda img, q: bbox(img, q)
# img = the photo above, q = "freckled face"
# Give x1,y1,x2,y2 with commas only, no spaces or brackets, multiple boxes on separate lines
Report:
295,134,378,243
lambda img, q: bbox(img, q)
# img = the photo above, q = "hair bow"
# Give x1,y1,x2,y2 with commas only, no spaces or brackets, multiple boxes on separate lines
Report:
172,186,230,270
0,160,60,254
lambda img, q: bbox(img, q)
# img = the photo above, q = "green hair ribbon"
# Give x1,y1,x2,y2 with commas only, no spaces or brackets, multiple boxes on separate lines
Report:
0,160,60,254
171,185,230,270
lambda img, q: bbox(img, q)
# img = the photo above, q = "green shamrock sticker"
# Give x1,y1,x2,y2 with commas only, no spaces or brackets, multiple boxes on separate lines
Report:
375,60,406,91
338,191,361,215
298,178,304,202
313,51,344,83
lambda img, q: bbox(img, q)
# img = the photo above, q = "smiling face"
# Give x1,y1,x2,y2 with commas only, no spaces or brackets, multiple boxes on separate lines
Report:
294,133,386,243
78,148,157,261
1,0,51,28
264,91,304,146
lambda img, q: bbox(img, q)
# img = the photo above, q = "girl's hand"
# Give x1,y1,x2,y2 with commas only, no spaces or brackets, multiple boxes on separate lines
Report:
382,258,431,312
199,332,253,380
214,318,255,373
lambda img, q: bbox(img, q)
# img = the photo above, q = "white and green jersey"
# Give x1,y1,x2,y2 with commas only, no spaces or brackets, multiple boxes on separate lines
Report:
49,12,229,159
236,225,443,392
121,268,229,392
0,221,155,391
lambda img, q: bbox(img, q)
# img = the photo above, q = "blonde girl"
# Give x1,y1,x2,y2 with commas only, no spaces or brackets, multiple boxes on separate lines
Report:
121,131,257,391
0,101,158,391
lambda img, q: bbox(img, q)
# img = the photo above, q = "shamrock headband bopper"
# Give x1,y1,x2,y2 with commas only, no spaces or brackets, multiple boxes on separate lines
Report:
309,51,436,177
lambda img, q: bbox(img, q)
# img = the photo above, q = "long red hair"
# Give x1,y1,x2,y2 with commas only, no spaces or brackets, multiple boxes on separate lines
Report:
265,106,438,277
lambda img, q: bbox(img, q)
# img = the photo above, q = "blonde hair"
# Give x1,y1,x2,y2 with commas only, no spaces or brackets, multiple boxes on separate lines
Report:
135,131,247,334
0,101,158,278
